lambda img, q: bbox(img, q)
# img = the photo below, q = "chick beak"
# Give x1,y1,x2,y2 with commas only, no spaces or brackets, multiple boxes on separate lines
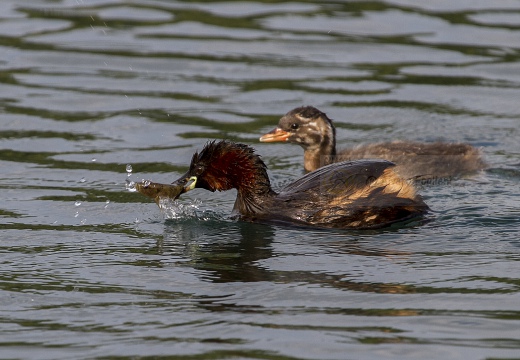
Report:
259,127,290,142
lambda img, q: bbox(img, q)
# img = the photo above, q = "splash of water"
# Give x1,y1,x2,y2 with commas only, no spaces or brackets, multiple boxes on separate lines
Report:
123,165,221,222
125,178,137,192
158,197,199,219
156,198,221,221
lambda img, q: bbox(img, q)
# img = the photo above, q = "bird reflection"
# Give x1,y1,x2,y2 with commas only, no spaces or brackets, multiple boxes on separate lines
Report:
159,219,276,283
151,219,418,297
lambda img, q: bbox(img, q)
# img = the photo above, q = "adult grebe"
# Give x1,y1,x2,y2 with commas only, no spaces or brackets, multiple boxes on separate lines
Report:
167,140,428,229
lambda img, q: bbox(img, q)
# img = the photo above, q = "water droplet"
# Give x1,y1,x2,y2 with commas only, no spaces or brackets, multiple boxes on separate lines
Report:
125,179,137,192
79,177,86,183
104,200,110,208
126,164,133,177
75,201,82,207
74,211,79,218
91,158,97,162
143,179,151,187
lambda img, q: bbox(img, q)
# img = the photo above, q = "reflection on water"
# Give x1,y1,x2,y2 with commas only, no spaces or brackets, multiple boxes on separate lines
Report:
1,0,520,359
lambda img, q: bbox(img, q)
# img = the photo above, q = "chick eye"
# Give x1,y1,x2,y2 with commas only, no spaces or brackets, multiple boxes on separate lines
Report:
290,123,299,130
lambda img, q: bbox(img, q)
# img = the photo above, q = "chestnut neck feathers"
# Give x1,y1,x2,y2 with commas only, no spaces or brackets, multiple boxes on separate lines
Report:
188,140,275,214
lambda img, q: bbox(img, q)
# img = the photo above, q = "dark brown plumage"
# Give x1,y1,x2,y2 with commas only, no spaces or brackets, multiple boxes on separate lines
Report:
260,106,486,180
171,140,429,229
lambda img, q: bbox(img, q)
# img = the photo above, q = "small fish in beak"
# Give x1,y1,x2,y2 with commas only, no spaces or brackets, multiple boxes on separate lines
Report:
135,180,186,205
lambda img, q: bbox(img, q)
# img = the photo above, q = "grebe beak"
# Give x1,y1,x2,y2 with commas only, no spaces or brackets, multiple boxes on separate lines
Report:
259,127,290,142
171,175,198,194
184,176,197,191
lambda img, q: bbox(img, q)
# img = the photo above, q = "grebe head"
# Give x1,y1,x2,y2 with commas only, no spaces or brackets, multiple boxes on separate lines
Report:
172,140,271,194
259,106,336,152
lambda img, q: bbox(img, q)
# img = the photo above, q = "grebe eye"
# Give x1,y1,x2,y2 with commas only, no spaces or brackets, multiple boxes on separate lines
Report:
194,165,204,175
291,123,299,130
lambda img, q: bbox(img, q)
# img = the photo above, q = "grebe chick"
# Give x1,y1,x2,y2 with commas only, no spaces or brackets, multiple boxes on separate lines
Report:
171,140,428,229
259,106,485,180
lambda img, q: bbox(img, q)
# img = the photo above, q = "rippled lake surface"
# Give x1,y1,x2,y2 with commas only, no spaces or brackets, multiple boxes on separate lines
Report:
1,1,520,359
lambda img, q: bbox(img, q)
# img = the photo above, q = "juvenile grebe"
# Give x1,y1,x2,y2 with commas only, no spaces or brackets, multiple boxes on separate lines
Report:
168,140,428,229
259,106,485,179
